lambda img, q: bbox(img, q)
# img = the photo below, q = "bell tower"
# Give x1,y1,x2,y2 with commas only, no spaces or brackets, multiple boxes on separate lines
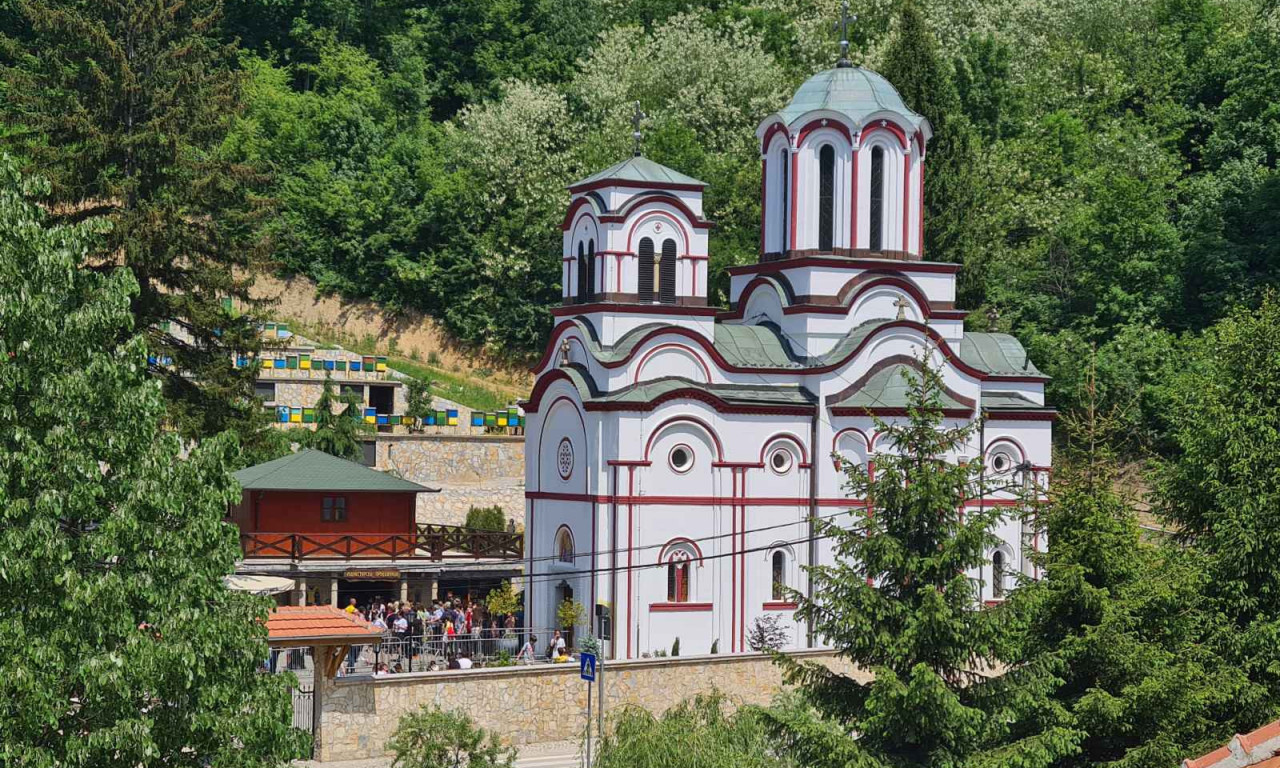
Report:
557,103,714,346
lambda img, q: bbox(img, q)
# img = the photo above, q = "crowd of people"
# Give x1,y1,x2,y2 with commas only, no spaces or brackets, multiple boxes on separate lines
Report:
340,593,532,674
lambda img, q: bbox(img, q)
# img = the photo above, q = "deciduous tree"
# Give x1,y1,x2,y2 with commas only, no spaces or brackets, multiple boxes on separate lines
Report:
0,157,306,767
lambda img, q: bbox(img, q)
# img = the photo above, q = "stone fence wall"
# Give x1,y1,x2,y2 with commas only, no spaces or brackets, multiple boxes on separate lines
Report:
375,434,525,528
317,650,865,761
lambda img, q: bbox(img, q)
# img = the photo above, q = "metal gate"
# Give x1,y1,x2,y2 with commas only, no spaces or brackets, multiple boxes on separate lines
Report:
291,685,314,734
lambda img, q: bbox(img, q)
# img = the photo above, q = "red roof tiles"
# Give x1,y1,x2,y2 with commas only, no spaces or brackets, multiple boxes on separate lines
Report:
267,605,384,645
1185,719,1280,768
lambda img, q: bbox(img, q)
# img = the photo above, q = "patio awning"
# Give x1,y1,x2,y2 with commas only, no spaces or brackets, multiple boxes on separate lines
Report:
224,574,296,596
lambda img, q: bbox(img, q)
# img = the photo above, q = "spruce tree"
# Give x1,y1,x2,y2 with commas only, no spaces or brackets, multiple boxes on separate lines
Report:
763,360,1077,768
880,0,978,272
0,158,306,766
304,375,369,462
1008,357,1264,767
0,0,267,441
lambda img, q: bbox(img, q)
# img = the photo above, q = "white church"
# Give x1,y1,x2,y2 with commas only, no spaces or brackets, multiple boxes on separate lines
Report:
522,58,1053,660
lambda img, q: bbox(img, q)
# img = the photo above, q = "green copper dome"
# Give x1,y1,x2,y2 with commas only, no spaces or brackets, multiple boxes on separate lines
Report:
776,67,926,130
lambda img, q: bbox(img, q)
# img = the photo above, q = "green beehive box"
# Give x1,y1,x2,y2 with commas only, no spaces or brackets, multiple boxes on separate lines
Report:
302,408,316,424
335,360,347,372
389,415,402,425
285,355,298,370
484,412,496,427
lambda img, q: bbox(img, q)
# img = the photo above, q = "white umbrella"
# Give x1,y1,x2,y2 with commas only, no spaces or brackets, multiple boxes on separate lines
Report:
223,574,297,596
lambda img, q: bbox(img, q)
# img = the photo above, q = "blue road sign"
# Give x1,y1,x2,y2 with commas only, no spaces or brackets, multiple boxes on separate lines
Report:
580,652,597,682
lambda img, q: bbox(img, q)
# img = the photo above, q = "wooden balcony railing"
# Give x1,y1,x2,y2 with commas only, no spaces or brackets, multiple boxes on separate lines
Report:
241,525,523,561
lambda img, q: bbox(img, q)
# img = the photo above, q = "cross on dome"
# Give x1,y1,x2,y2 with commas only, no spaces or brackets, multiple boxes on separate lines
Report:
835,0,856,68
631,101,647,157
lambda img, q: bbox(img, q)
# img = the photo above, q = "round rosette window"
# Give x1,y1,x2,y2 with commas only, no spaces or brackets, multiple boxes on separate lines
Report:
557,437,574,480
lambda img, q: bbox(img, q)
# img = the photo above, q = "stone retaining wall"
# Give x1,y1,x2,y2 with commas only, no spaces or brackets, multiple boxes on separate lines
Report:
376,435,525,528
317,650,865,761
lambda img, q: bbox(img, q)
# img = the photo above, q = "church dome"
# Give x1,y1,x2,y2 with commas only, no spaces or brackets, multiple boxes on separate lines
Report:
776,66,926,131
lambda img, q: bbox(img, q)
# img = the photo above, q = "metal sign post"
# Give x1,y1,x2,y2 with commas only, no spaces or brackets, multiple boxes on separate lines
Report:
580,652,597,767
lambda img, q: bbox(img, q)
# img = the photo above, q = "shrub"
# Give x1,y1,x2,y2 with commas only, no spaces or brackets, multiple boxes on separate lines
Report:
465,505,505,531
746,615,789,652
671,637,680,657
387,705,516,768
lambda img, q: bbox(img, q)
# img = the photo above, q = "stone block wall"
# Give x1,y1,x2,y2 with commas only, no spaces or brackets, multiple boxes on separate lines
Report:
377,435,525,528
318,650,865,761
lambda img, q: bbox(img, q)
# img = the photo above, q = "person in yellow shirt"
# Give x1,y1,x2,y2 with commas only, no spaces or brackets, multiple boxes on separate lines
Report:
345,598,358,615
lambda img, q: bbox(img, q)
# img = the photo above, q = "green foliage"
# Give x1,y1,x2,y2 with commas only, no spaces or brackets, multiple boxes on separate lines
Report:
484,580,520,618
0,157,307,767
387,705,516,768
596,694,791,768
1155,293,1280,705
1,0,271,444
1006,359,1265,767
671,637,680,657
746,614,789,652
406,377,434,424
300,375,370,461
557,597,585,632
762,361,1077,768
465,505,506,531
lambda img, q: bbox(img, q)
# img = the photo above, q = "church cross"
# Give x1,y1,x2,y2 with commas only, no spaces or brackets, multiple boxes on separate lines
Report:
894,295,910,320
631,101,647,157
835,0,856,68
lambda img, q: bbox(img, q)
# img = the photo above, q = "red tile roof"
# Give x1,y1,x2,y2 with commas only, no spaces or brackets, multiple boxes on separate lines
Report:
266,605,384,645
1185,719,1280,768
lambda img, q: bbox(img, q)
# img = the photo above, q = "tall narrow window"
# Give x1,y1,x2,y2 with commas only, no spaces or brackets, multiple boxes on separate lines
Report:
869,146,885,251
992,550,1005,599
576,242,588,301
771,550,786,601
818,144,835,251
586,239,596,300
637,237,655,301
777,147,789,254
667,552,690,602
659,239,677,304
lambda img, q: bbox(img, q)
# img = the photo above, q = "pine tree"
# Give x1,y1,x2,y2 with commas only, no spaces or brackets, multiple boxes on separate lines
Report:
0,157,306,766
880,0,978,271
0,0,268,442
763,360,1078,768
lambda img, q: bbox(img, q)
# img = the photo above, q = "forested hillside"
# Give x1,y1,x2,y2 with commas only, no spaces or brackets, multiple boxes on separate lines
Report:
5,0,1280,457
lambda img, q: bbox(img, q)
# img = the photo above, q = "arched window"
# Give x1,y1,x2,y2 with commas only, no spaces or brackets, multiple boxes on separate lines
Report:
992,550,1005,598
666,551,691,602
771,550,786,601
637,237,655,302
818,144,835,251
576,242,588,302
556,527,574,564
869,146,885,251
777,146,789,253
586,239,596,301
659,239,677,304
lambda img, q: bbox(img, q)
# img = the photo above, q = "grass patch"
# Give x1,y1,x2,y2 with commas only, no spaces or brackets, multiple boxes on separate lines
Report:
279,320,523,412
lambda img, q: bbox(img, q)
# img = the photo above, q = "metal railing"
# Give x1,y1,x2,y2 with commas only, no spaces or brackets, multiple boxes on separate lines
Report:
338,628,577,677
241,524,523,561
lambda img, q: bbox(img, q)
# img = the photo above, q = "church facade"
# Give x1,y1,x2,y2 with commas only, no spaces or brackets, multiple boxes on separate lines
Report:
523,63,1053,660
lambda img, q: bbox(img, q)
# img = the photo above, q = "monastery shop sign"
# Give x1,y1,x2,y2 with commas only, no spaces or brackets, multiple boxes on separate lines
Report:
343,568,400,581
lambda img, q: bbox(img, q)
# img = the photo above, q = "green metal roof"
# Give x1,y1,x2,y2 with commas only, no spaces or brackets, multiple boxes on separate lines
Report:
564,317,1044,380
830,363,970,411
595,376,815,408
981,392,1051,411
957,333,1045,378
570,155,705,189
234,449,435,493
777,67,926,130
